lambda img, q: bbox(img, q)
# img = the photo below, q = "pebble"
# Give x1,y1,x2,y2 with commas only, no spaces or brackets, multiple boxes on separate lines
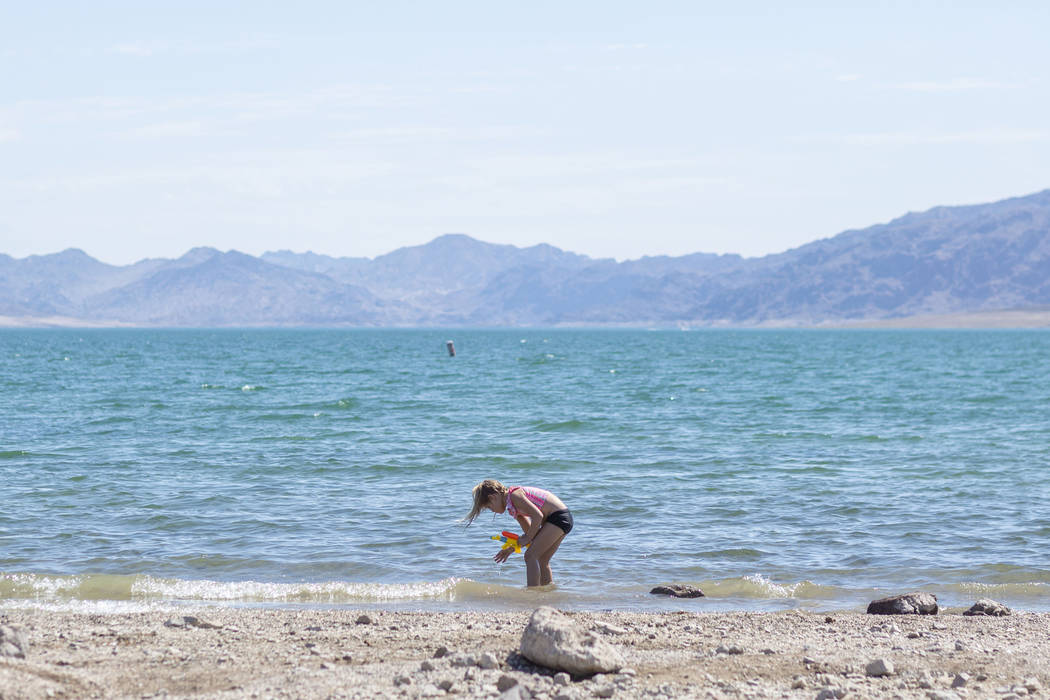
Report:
951,673,969,688
594,685,616,698
393,674,412,686
438,679,455,692
595,622,627,636
451,653,477,667
164,616,220,630
433,645,449,658
478,651,500,669
420,660,436,672
554,672,571,686
497,674,518,692
355,614,373,625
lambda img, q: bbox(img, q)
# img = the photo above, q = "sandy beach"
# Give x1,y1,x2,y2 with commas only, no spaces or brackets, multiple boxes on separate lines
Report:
1,606,1046,699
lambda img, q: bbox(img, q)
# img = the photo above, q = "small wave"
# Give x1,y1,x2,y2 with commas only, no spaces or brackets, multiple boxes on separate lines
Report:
947,581,1050,600
696,548,767,561
0,572,540,606
531,419,588,432
0,450,28,459
698,574,839,600
241,384,263,392
86,416,134,426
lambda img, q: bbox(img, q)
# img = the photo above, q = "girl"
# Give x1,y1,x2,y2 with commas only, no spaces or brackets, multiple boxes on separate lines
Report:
465,479,573,588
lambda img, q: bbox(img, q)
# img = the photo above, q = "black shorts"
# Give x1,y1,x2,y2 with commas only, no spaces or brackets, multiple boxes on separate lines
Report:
545,509,573,535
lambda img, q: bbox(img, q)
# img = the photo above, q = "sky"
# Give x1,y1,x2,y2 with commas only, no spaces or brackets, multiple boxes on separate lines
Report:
2,1,1049,265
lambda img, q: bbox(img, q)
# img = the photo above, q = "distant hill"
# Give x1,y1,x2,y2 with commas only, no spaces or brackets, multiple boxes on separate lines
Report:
2,190,1049,326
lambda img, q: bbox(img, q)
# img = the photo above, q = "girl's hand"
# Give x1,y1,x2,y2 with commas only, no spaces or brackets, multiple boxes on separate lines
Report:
493,548,514,564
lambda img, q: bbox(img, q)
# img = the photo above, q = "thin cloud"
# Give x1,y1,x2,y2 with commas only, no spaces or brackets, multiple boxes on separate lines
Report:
105,36,282,57
888,77,1022,92
810,128,1050,146
127,121,206,139
0,128,20,143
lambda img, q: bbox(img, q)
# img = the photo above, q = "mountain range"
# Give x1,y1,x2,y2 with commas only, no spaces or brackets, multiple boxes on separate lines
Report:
2,189,1049,327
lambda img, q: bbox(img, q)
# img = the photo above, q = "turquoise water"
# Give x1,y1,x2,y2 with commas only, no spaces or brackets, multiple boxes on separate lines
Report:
1,329,1048,612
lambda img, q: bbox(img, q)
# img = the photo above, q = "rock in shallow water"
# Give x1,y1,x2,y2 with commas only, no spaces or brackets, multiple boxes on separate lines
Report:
648,583,705,598
963,598,1011,617
520,607,623,676
866,592,938,615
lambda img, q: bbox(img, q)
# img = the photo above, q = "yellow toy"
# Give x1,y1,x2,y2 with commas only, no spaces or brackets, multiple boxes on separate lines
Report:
491,530,527,553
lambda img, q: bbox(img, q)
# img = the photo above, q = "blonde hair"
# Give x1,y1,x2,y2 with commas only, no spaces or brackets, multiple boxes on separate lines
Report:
463,479,507,525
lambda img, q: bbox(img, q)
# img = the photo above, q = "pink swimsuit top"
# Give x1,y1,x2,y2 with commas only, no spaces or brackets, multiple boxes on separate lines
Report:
505,486,552,518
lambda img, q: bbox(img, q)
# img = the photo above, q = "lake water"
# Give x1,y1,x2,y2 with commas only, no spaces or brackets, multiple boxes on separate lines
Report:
1,329,1047,613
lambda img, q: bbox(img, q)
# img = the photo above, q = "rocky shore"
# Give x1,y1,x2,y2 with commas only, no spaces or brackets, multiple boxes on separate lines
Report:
1,607,1046,699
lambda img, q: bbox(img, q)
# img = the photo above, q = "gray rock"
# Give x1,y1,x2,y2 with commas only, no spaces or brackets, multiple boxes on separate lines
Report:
867,659,894,678
478,651,500,670
715,644,744,655
451,653,477,667
963,598,1011,617
163,616,221,630
497,674,519,692
1023,678,1041,692
0,625,28,658
595,685,616,698
865,658,894,677
393,674,412,686
951,673,969,688
554,672,571,686
649,583,705,598
438,679,455,692
355,614,374,625
433,645,449,658
866,592,939,615
420,659,436,672
520,607,624,676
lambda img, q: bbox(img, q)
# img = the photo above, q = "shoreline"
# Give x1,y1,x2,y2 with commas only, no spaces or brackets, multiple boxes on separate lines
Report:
3,309,1050,329
2,606,1045,699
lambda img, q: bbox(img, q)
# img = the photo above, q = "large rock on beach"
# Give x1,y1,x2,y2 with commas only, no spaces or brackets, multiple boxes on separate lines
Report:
649,583,705,598
0,624,28,658
520,607,623,676
963,598,1011,616
866,592,938,615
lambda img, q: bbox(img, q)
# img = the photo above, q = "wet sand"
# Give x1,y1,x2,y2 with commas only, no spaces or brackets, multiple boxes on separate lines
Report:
1,607,1046,699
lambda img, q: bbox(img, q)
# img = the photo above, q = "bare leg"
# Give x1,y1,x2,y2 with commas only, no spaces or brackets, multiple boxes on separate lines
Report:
524,523,566,587
538,535,564,585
